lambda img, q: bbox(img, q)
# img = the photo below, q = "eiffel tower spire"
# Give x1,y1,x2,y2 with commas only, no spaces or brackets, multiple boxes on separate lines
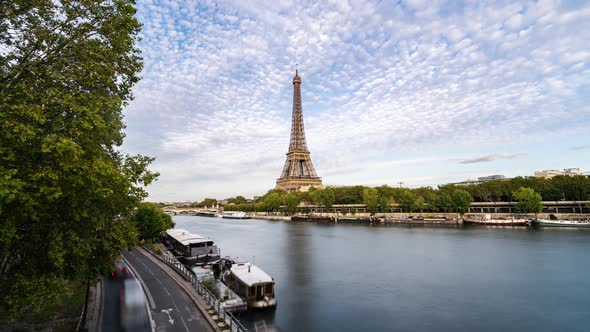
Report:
276,68,322,192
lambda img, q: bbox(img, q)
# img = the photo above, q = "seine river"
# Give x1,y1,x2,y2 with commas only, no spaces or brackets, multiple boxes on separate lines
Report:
173,215,590,332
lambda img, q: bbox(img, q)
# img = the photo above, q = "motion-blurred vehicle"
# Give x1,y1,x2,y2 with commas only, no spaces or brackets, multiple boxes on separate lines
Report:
120,278,148,331
110,259,131,279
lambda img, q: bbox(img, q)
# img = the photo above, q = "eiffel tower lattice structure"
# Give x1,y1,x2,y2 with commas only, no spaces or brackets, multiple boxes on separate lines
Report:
276,68,323,192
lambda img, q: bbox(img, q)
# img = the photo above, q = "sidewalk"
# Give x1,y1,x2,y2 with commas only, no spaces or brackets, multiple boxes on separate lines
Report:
83,279,101,332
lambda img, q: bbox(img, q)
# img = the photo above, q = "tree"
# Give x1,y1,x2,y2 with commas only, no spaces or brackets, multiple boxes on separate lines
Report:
263,192,282,212
131,203,175,241
398,190,416,212
513,187,543,214
200,198,217,208
451,190,473,214
434,192,454,212
362,188,380,214
226,195,247,205
378,196,392,213
0,0,153,319
283,193,299,215
415,196,426,213
318,188,336,208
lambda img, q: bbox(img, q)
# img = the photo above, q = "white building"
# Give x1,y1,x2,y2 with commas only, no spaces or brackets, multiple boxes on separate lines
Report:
534,168,583,179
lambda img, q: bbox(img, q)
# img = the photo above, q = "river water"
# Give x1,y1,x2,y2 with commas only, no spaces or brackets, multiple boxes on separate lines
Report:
173,215,590,332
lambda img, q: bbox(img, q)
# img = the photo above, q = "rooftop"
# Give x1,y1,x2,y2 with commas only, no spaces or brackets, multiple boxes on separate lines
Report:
166,228,210,245
231,261,273,286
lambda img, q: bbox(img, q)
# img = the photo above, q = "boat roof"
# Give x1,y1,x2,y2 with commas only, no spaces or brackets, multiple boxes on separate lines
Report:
166,228,212,245
230,262,273,286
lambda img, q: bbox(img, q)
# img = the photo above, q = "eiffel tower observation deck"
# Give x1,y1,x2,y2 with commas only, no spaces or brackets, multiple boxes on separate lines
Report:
276,68,323,192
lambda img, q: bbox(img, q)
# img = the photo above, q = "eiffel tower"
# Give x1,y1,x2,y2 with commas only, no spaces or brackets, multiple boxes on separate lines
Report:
276,68,323,192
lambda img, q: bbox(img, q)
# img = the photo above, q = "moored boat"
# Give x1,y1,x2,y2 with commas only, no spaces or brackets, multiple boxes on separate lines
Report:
215,258,277,310
291,215,335,223
337,216,379,223
196,211,218,217
531,219,590,227
463,214,529,226
222,211,250,219
163,228,220,265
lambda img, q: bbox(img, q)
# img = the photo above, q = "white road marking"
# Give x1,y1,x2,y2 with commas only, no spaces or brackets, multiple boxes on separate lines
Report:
163,287,190,332
161,308,174,325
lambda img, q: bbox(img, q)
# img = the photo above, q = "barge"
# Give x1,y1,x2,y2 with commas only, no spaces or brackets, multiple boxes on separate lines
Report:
531,219,590,227
222,211,250,219
291,215,335,223
337,216,379,223
214,258,277,310
163,228,220,265
196,211,218,217
463,214,529,226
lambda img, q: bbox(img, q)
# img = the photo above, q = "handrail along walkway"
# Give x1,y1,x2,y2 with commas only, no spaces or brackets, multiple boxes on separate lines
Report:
141,244,248,332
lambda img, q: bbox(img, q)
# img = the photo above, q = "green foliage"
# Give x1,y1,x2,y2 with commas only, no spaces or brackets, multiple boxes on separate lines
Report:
398,190,416,212
513,187,543,214
199,198,217,208
333,186,364,204
220,175,590,214
451,190,473,214
283,193,300,214
319,188,336,208
415,196,426,213
0,0,152,320
433,192,453,212
226,195,247,205
362,188,380,214
378,195,392,213
202,277,220,299
263,192,282,212
131,203,175,241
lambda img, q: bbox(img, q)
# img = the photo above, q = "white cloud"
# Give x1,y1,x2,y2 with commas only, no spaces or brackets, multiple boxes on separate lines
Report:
122,0,590,201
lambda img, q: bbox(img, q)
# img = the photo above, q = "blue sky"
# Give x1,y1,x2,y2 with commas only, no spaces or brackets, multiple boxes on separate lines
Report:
122,0,590,202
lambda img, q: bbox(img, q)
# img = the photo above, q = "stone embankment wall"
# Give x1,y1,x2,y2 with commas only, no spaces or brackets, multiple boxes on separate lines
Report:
253,212,590,221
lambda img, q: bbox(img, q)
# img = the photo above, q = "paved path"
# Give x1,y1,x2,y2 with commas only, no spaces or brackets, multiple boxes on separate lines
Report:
98,248,214,332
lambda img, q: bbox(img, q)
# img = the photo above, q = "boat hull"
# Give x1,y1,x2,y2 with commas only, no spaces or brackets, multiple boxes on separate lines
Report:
532,219,590,227
248,298,277,309
463,219,529,226
291,216,335,223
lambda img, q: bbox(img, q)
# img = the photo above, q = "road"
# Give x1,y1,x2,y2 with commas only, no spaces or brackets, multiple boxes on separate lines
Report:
99,248,214,332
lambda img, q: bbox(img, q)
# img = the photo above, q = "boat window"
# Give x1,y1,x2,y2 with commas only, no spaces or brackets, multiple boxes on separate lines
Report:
257,285,264,297
264,284,273,294
249,286,256,297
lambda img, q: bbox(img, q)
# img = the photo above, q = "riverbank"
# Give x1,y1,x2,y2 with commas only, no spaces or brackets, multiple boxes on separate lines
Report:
249,212,590,224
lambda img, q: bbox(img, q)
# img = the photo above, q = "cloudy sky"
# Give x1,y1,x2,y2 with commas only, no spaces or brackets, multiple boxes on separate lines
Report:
122,0,590,202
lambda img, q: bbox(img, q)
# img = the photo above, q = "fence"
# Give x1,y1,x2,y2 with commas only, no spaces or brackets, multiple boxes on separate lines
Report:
142,245,248,332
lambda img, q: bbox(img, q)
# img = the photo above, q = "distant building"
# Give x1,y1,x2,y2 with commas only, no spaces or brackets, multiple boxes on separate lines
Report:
452,174,509,186
477,175,506,182
534,168,583,179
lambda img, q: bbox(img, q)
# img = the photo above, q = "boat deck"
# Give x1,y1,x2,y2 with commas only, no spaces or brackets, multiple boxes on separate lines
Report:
191,266,248,312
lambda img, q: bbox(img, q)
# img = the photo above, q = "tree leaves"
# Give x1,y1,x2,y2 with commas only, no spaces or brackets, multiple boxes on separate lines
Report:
0,0,152,320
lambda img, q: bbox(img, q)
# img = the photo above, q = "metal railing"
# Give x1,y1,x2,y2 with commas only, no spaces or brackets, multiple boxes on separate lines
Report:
142,245,247,332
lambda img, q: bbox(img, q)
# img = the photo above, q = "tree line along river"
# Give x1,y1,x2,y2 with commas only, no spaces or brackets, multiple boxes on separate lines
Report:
173,215,590,332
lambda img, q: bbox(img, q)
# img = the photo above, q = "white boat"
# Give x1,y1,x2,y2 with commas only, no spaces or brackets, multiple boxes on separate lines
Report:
219,258,276,309
163,229,220,264
532,219,590,227
222,211,250,219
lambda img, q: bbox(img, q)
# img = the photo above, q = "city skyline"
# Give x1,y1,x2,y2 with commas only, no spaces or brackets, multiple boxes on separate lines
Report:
122,0,590,201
